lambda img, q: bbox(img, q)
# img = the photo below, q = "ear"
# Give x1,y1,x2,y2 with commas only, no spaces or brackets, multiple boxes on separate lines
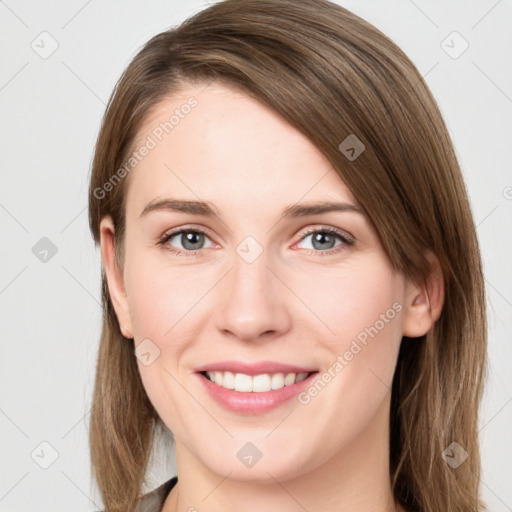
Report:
99,215,133,339
402,251,445,338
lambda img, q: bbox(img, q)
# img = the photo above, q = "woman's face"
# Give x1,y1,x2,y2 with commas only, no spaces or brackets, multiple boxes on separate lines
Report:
101,81,429,483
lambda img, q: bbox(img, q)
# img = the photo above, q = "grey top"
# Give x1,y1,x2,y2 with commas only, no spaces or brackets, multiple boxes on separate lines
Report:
97,476,178,512
135,476,178,512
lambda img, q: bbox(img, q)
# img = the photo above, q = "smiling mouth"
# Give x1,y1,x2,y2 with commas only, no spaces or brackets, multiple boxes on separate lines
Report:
199,370,318,393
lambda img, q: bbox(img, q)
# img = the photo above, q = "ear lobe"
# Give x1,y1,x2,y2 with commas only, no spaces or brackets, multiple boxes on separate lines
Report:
99,215,133,338
402,251,445,338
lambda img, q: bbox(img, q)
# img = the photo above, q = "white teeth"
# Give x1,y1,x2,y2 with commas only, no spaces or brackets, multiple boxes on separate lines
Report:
271,373,284,390
205,371,310,392
221,371,235,389
284,373,296,386
235,373,253,392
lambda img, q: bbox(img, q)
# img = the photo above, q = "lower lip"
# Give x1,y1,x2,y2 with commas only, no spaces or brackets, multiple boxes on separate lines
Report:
196,372,318,414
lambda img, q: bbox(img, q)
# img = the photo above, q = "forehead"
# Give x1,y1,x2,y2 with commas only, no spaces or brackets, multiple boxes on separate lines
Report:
125,82,358,220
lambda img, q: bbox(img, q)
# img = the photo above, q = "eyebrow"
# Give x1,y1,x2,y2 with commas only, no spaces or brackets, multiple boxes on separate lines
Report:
139,198,362,220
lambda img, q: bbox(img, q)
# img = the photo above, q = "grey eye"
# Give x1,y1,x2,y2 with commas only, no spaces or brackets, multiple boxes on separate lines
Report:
166,230,214,251
299,231,343,251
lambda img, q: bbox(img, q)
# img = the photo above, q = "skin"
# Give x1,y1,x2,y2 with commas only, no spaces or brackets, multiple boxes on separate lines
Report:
100,82,444,512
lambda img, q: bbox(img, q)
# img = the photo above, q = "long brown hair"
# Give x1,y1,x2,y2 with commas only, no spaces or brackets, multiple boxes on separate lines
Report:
87,1,488,510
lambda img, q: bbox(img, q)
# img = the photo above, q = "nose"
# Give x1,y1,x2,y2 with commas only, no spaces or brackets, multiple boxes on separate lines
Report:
214,250,292,342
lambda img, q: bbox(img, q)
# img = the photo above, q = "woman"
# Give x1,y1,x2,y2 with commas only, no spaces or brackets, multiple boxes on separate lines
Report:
88,0,487,511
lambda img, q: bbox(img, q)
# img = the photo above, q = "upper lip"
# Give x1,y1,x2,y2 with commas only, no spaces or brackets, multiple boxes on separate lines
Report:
195,360,318,376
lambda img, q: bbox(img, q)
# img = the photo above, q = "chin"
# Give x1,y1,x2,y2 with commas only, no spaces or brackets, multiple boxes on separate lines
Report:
199,444,312,484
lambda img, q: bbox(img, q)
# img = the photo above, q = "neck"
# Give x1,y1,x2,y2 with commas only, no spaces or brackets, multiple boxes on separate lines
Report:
163,394,402,512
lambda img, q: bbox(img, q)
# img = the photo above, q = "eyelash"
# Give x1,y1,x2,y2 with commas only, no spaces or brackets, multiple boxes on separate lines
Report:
157,225,354,258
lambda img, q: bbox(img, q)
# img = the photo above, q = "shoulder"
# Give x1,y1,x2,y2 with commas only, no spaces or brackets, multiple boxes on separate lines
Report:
135,476,178,512
96,476,178,512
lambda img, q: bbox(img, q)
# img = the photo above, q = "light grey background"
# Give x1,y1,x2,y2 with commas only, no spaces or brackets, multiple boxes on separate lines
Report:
1,0,511,510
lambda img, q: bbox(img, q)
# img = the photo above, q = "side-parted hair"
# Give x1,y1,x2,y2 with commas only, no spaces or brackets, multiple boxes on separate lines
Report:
87,1,487,511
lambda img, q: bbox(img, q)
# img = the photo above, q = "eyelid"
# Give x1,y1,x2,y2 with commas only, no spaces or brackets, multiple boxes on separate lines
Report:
160,224,216,240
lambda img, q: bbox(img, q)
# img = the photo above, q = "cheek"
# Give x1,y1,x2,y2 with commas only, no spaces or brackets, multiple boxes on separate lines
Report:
303,260,403,415
294,257,403,348
124,254,205,340
298,258,404,406
124,259,197,427
338,272,402,348
344,272,402,375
